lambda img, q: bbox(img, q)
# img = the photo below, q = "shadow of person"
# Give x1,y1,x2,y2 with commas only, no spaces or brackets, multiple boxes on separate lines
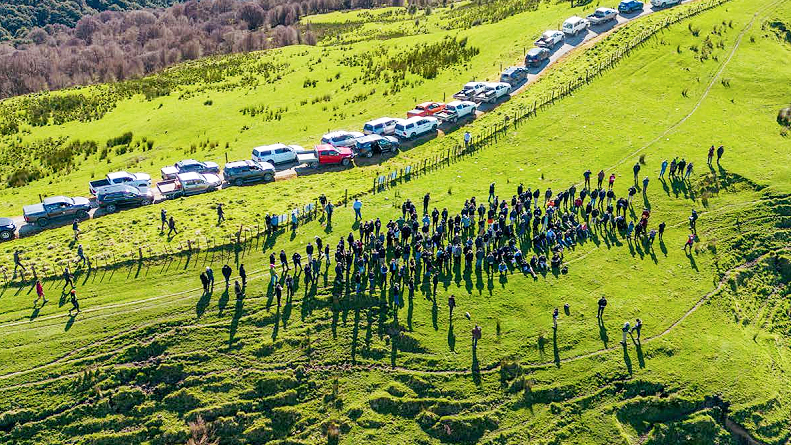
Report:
660,178,670,196
687,251,698,271
598,318,609,349
65,314,76,331
217,288,229,316
659,239,668,257
471,343,482,385
228,294,245,346
431,297,438,331
552,328,560,368
29,306,40,321
447,321,456,352
271,307,280,341
196,290,211,318
635,341,645,369
622,343,633,375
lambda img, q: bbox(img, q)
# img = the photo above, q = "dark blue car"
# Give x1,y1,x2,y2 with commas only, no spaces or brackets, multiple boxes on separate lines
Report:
0,217,16,241
618,0,644,13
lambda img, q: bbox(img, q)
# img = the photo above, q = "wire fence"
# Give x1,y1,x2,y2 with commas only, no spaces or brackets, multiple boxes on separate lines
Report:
1,0,731,287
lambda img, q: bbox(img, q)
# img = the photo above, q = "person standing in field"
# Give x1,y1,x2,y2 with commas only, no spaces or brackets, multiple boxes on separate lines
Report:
34,280,47,306
13,249,26,278
597,296,607,319
620,321,631,346
489,183,496,202
608,173,616,190
423,193,430,215
77,244,88,268
160,208,167,232
199,272,209,293
206,267,214,292
633,162,641,184
659,159,668,179
684,234,695,253
167,216,178,236
63,266,74,291
234,280,243,299
716,145,725,163
216,203,225,225
68,289,80,316
658,221,666,240
684,162,694,180
597,170,605,189
222,264,232,288
553,307,559,330
72,219,80,241
642,177,649,195
707,145,715,166
630,318,642,343
583,169,592,189
448,294,456,319
353,199,363,221
239,264,247,287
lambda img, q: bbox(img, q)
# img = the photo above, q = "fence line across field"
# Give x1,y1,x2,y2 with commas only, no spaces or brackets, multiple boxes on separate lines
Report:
2,0,729,287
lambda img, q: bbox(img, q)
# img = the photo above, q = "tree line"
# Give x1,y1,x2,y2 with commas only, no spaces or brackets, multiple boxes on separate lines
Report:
0,0,408,99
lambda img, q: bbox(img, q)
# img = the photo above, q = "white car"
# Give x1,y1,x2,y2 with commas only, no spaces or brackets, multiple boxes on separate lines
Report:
363,117,403,136
394,116,439,139
650,0,680,6
251,143,302,165
321,131,365,148
587,7,618,25
435,101,477,123
535,30,564,48
453,82,487,101
562,16,589,36
474,82,511,104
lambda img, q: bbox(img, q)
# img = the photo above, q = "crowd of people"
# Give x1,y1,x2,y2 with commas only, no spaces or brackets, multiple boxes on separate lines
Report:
13,146,727,351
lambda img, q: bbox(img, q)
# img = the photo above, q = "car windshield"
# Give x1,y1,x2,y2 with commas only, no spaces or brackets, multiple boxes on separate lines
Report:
363,124,374,131
395,124,405,130
595,10,605,16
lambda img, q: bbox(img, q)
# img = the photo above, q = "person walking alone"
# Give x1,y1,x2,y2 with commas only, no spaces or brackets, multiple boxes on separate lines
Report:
63,266,74,291
216,204,225,225
13,249,26,279
448,294,456,319
72,219,80,241
34,280,47,307
68,289,80,316
222,264,232,288
239,264,247,287
597,296,607,319
353,199,363,221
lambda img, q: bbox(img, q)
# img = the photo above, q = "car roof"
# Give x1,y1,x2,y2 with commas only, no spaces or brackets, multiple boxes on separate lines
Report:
416,102,438,107
464,82,484,88
365,117,396,125
564,15,585,23
355,135,384,143
543,30,561,36
323,131,356,138
253,143,290,151
106,171,132,180
178,159,201,165
527,47,546,55
43,196,71,205
98,184,139,195
225,160,256,168
501,66,525,75
177,172,203,180
596,7,616,11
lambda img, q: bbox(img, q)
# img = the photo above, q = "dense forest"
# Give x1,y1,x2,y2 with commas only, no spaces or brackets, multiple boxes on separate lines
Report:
0,0,411,99
0,0,184,40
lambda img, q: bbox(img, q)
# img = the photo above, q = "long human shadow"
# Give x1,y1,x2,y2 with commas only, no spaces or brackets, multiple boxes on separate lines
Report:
598,317,609,349
552,328,560,368
196,290,211,318
635,341,646,369
271,307,280,341
447,318,455,352
351,307,360,364
228,293,245,347
622,343,633,376
217,288,229,316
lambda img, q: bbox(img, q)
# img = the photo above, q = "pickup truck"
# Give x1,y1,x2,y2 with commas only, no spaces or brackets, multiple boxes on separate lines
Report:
586,7,618,25
89,171,151,195
157,172,222,199
23,196,92,227
474,82,511,104
452,82,487,101
406,102,445,118
434,101,477,124
160,159,220,180
298,145,355,168
0,217,16,241
535,30,564,48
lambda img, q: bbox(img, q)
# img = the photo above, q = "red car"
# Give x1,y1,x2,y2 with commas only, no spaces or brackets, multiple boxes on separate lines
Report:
407,102,445,118
301,144,355,168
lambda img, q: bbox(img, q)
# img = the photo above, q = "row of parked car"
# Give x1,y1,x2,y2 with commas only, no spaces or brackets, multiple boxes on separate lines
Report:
8,0,687,236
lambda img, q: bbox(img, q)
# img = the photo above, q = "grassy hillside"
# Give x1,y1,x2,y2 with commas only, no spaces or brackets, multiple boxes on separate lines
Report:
0,0,790,443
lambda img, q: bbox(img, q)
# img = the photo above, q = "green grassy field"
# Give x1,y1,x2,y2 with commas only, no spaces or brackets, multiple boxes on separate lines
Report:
1,0,791,443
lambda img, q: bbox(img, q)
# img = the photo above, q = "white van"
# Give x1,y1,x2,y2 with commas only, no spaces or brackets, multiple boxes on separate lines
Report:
251,144,302,165
363,117,402,136
562,16,589,36
394,116,439,139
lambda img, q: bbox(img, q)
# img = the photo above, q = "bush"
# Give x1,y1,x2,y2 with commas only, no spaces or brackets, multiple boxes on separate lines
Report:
112,387,146,412
106,132,133,148
163,388,203,414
